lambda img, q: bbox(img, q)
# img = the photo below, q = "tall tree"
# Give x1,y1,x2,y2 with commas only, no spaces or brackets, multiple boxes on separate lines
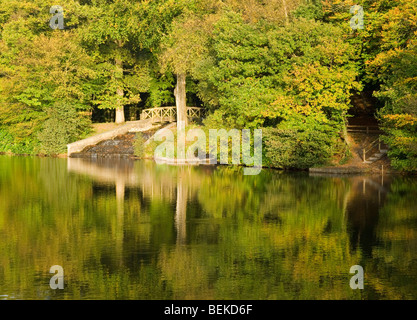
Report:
368,0,417,171
160,16,213,130
81,0,145,124
158,0,224,130
81,0,188,124
0,0,94,153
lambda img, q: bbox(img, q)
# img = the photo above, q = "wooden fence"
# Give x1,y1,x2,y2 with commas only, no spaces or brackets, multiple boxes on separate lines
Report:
140,107,204,123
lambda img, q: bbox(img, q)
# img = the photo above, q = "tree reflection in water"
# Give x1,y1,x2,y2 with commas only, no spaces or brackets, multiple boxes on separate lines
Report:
0,156,416,299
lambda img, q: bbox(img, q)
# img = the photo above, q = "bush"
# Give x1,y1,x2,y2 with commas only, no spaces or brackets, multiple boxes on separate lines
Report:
380,114,417,172
0,129,37,154
263,126,336,169
37,103,91,155
133,132,146,158
0,129,14,153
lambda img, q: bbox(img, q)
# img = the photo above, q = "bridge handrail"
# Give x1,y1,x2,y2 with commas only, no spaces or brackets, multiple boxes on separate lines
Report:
140,107,204,122
362,137,388,162
347,125,382,134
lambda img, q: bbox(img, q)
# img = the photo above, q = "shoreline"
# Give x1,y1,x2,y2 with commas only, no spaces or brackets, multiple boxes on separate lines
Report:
2,152,414,175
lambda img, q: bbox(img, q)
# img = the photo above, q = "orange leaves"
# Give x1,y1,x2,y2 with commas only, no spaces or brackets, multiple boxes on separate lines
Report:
383,114,417,128
394,136,416,145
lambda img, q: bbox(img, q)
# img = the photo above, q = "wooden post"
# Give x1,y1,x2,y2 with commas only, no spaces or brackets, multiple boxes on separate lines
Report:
363,149,366,162
382,166,384,186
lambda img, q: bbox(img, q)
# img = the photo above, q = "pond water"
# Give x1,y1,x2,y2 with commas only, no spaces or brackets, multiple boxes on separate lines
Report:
0,155,416,300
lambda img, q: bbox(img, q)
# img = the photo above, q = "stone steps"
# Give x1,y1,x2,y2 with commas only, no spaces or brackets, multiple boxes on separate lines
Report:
364,149,388,164
67,119,159,157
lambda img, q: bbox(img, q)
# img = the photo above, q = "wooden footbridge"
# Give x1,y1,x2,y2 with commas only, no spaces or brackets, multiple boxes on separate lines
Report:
140,106,204,123
67,107,203,157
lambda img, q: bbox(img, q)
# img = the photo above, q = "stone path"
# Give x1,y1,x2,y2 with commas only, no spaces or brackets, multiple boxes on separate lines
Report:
67,119,158,157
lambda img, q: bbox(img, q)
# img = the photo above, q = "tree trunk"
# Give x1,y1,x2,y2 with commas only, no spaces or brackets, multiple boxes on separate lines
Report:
115,55,125,124
115,178,125,266
175,177,187,245
174,73,187,131
115,99,125,124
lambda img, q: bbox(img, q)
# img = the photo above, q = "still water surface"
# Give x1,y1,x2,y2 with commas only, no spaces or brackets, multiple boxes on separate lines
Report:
0,156,416,300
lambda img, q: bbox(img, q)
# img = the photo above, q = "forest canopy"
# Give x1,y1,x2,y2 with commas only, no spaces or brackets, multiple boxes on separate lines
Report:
0,0,416,171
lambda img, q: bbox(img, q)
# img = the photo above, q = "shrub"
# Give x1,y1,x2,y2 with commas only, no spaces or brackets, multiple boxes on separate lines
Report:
380,114,417,172
0,128,38,154
0,129,14,153
37,103,91,155
263,126,336,169
133,132,146,158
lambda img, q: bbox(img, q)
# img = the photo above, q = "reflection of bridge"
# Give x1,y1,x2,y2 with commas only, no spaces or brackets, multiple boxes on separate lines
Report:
67,157,177,201
67,157,208,244
140,107,204,123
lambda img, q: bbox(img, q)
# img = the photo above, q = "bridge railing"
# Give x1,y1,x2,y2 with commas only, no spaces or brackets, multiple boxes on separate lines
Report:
140,107,204,123
362,136,389,162
347,125,381,134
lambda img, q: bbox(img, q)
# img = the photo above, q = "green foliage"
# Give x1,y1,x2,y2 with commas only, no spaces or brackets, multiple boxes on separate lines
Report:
363,0,417,172
194,11,358,168
379,114,417,172
146,73,175,108
288,0,417,172
292,0,324,20
159,12,212,76
339,148,352,165
0,129,14,153
263,123,335,169
198,12,359,130
0,19,95,153
80,0,188,120
37,103,91,155
2,157,417,299
0,128,35,154
0,0,415,171
133,132,146,158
